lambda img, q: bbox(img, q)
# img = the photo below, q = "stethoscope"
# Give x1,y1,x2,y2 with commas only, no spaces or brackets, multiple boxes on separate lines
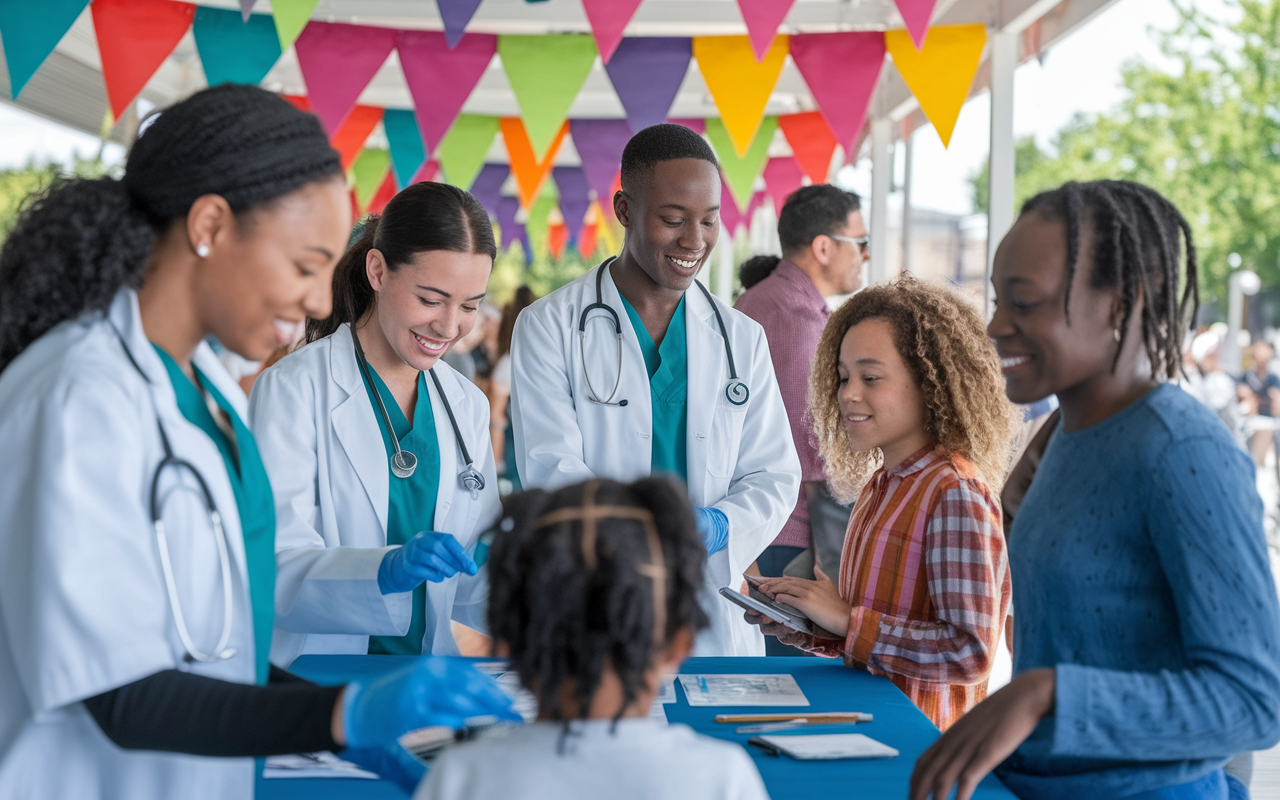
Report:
113,326,237,664
352,330,485,498
578,258,749,408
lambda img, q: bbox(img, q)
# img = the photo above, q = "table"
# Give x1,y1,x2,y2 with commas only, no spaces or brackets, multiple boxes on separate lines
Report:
257,655,1017,800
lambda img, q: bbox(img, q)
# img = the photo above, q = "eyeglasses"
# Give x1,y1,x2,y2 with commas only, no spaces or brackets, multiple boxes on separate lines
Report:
828,234,870,254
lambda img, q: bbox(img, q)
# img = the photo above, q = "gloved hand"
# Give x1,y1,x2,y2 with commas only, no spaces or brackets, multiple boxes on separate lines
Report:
342,656,520,749
378,531,478,595
695,507,729,555
341,744,427,794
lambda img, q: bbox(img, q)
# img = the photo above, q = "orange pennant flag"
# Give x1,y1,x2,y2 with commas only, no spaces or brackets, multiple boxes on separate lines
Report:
501,118,569,210
332,105,384,171
693,35,788,157
548,220,569,260
778,112,839,184
885,24,985,147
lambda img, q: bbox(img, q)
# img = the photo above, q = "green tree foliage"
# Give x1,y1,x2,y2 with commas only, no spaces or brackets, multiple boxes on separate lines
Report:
972,0,1280,304
0,155,117,244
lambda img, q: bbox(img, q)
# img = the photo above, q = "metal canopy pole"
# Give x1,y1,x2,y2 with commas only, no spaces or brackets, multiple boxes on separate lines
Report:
901,125,914,274
869,117,892,286
986,30,1018,318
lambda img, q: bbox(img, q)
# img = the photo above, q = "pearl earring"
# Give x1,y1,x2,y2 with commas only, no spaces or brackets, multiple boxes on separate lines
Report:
196,244,210,258
1114,327,1122,342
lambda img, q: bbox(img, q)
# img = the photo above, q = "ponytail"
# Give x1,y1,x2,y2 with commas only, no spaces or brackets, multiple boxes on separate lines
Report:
306,181,497,344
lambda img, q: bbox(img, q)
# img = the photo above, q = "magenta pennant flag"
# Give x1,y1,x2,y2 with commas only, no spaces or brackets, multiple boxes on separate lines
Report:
437,0,483,48
737,0,797,62
295,22,398,135
470,163,509,218
790,32,885,152
720,181,745,235
605,37,692,134
397,30,497,153
669,117,705,135
763,157,803,211
569,119,633,205
894,0,937,49
582,0,642,64
553,166,592,241
239,0,255,22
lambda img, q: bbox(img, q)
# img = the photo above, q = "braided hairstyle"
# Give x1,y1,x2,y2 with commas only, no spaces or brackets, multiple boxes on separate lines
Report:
0,84,342,372
486,477,709,723
1020,180,1199,379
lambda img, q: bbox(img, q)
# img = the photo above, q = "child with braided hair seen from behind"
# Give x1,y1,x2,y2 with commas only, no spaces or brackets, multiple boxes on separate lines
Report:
745,275,1019,732
414,477,770,800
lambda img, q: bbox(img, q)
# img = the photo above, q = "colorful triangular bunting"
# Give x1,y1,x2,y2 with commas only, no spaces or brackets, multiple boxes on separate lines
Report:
552,166,591,242
669,118,706,134
368,170,398,215
763,156,804,211
886,24,985,147
569,118,632,208
270,0,320,51
352,148,392,211
240,0,256,22
720,183,765,236
497,196,523,250
383,109,427,189
470,163,510,218
502,117,569,209
437,0,483,49
706,115,777,209
397,30,496,153
582,0,643,64
295,22,397,135
0,0,88,98
579,210,600,260
605,37,692,134
736,0,796,62
894,0,938,50
91,0,195,119
789,32,884,153
498,34,597,159
778,112,838,184
193,7,281,88
693,35,787,157
438,114,501,191
331,105,384,171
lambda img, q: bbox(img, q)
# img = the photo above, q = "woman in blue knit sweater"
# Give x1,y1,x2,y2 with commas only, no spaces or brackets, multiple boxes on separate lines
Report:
910,180,1280,800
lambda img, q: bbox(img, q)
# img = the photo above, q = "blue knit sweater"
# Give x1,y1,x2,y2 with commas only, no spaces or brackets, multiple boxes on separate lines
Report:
997,383,1280,799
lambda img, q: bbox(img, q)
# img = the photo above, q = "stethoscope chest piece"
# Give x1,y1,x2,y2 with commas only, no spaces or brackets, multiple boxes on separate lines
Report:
725,380,749,406
391,450,418,479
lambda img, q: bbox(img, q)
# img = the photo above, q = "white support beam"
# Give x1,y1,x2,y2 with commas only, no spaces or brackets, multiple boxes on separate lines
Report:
715,224,735,303
869,117,892,286
985,30,1017,318
901,128,914,274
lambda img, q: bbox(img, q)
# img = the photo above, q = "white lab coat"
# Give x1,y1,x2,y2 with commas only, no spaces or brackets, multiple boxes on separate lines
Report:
249,323,499,665
0,289,260,799
510,263,802,657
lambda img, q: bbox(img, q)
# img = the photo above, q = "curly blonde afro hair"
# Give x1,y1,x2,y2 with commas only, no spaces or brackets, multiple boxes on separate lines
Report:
809,275,1019,502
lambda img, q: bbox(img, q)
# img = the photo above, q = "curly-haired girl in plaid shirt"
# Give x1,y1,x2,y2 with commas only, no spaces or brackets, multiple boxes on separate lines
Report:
746,276,1019,731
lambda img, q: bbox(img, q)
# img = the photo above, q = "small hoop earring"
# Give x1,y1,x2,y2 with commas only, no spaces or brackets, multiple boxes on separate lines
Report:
196,244,210,258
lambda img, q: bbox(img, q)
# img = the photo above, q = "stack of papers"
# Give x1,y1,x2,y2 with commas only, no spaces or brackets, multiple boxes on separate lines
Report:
263,752,379,780
678,674,810,707
749,733,899,760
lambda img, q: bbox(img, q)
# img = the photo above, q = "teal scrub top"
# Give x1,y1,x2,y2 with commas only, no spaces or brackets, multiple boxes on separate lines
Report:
152,346,275,685
358,365,441,656
619,294,689,480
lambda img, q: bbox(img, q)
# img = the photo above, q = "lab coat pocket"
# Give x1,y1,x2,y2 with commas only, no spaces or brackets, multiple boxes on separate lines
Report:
707,399,748,479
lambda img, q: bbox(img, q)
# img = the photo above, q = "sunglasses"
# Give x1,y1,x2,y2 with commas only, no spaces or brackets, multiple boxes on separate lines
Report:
828,234,870,254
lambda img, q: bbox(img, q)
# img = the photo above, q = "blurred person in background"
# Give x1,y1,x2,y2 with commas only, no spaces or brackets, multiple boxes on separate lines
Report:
1239,338,1280,467
491,286,537,488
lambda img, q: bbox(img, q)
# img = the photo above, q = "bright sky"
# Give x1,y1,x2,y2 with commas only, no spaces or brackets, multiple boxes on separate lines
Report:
0,0,1189,215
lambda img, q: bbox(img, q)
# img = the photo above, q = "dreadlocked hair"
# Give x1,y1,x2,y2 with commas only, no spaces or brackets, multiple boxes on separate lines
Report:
486,477,710,724
1020,180,1199,379
0,84,342,372
809,275,1020,502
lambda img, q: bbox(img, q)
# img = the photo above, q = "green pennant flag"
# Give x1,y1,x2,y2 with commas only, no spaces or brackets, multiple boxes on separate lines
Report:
352,148,392,211
706,115,777,210
271,0,320,51
437,115,500,191
498,34,598,160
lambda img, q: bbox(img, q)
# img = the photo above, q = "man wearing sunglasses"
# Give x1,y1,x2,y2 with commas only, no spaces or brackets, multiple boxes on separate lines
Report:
734,184,867,656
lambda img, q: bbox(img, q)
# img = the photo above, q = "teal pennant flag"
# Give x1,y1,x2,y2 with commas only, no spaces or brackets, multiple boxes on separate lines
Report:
383,109,428,189
192,6,282,87
0,0,89,97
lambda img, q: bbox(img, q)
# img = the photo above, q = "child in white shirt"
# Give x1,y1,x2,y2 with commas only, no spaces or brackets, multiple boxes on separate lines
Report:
414,477,770,800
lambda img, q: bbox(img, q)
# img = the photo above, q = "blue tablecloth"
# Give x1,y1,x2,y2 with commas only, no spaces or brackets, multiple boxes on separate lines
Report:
257,655,1016,800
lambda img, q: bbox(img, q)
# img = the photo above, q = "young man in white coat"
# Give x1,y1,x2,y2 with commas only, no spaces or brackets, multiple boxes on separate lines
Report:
509,124,801,657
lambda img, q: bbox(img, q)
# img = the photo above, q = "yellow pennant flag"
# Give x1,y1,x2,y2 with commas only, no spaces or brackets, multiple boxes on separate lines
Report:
694,35,788,157
885,24,986,148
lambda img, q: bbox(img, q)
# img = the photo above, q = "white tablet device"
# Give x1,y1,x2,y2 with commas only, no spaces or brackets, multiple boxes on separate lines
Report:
718,587,813,634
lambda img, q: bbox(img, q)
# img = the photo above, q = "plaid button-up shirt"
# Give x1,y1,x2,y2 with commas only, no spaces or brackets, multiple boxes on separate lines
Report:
779,446,1010,730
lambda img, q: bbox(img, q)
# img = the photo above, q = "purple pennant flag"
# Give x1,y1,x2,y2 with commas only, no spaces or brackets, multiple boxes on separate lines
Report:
470,163,509,218
498,196,523,250
569,119,633,209
604,38,692,134
552,166,591,242
518,227,533,266
240,0,255,22
437,0,484,49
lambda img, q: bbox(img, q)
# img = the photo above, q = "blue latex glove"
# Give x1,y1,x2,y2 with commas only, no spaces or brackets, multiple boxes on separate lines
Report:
695,507,729,555
343,656,520,749
378,531,478,595
341,745,427,794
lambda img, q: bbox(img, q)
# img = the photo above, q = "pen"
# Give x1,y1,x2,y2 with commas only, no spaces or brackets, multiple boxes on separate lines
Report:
734,719,809,734
715,712,873,724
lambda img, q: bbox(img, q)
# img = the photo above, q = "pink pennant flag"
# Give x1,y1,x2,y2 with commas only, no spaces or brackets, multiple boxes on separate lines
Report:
789,32,885,153
669,117,706,135
762,157,803,211
582,0,643,64
720,182,765,235
736,0,797,62
397,30,497,153
894,0,938,50
295,22,397,135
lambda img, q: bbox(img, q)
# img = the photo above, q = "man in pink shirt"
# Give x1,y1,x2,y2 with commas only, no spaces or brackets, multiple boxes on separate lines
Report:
734,185,866,654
